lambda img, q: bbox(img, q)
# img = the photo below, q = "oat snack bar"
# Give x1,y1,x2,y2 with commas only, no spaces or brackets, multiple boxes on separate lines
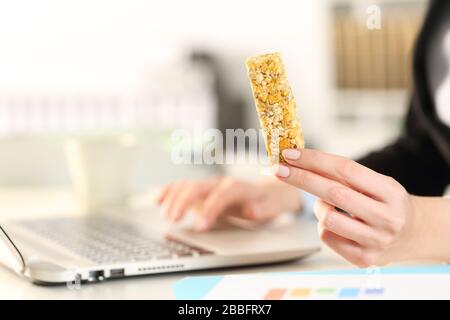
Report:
245,52,304,163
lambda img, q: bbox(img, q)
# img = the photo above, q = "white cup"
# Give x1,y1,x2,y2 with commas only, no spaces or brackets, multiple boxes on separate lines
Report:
64,134,137,213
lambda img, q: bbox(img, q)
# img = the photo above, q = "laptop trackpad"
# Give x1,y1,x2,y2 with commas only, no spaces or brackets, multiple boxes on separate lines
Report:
168,213,319,255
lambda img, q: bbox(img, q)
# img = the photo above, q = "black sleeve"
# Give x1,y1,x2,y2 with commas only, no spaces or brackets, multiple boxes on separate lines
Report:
357,102,450,196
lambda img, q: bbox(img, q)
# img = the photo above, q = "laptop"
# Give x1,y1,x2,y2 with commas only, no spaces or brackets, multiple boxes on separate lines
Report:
0,208,320,285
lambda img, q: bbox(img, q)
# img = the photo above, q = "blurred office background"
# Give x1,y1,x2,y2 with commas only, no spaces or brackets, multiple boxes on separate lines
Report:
0,0,427,193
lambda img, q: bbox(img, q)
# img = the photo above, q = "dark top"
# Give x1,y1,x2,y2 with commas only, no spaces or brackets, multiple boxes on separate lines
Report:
358,0,450,196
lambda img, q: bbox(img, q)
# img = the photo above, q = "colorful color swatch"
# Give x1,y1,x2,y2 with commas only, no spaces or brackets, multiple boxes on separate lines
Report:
290,288,312,297
264,288,287,300
315,288,337,295
364,288,384,295
338,288,360,298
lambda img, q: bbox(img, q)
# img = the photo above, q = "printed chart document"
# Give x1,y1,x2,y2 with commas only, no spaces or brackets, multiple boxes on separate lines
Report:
174,265,450,300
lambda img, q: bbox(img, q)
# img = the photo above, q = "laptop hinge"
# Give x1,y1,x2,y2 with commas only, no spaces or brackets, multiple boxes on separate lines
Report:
0,225,26,274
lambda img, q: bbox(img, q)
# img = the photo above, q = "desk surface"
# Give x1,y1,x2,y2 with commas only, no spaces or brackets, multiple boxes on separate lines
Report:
0,187,429,300
0,247,350,300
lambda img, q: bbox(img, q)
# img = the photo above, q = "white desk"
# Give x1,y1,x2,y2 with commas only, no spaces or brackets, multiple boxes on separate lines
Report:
0,188,430,300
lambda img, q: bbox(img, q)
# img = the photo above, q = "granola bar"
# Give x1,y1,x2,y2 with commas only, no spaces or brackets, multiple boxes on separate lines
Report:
245,52,304,164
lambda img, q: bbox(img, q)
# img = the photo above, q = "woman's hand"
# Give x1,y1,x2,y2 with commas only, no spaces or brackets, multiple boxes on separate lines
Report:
156,176,302,231
273,148,423,267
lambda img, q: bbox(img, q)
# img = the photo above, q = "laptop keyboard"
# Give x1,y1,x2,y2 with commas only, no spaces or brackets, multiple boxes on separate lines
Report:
18,216,212,264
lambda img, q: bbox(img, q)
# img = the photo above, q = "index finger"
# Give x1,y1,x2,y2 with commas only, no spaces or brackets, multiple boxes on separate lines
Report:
281,148,399,201
197,179,248,231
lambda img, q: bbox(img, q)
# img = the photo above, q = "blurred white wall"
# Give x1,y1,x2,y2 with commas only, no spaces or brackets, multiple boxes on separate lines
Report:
0,0,333,139
0,0,420,187
0,0,336,186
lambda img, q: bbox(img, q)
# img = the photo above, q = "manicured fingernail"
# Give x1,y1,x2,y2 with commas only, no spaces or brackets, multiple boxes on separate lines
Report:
271,164,290,178
282,149,301,160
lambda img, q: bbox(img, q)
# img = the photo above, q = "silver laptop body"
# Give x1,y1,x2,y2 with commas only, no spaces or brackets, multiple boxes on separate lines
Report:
0,208,320,285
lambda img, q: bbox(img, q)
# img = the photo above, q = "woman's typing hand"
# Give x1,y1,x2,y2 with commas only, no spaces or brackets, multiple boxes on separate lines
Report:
156,176,302,232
